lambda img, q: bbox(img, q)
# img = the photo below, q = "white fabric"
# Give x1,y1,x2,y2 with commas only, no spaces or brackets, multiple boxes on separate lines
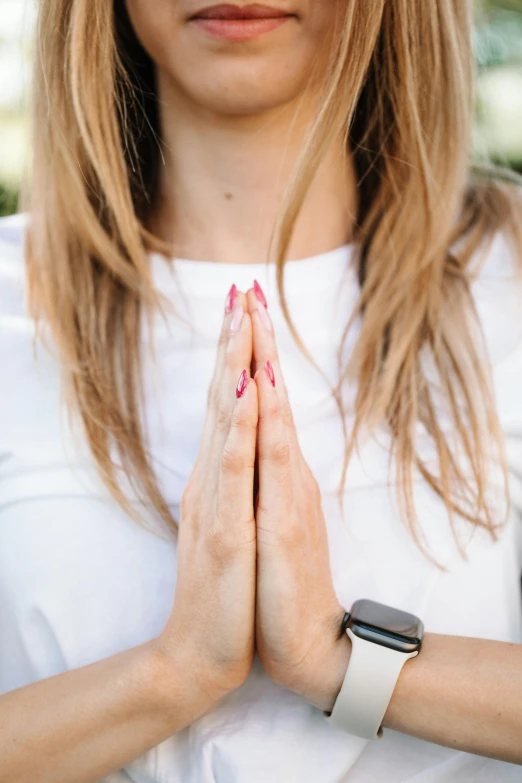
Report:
0,211,521,782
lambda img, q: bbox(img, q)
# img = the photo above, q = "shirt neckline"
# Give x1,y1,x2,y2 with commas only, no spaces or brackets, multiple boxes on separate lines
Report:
149,242,356,295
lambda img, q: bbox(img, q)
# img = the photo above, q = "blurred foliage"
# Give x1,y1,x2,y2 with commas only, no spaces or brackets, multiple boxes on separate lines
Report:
0,183,18,217
498,159,522,174
475,0,522,66
483,0,522,10
474,0,522,173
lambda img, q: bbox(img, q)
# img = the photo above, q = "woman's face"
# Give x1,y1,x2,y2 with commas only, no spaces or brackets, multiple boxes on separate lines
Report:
124,1,341,114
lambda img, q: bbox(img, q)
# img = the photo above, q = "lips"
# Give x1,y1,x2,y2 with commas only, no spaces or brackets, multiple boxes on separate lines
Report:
190,4,293,20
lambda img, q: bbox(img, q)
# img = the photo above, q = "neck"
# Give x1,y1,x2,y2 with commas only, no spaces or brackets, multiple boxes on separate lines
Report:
151,69,358,264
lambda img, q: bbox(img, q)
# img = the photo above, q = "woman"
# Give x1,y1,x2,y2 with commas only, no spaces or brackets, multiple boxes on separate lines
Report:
0,0,521,780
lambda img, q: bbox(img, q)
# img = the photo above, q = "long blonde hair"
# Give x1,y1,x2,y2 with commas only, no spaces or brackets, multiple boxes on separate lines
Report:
24,0,522,560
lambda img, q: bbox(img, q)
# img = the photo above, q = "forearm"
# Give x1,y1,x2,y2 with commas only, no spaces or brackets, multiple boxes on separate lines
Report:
293,630,522,765
383,632,522,764
0,638,221,783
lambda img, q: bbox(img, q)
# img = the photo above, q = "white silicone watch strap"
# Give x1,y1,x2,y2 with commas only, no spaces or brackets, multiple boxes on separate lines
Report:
325,627,419,739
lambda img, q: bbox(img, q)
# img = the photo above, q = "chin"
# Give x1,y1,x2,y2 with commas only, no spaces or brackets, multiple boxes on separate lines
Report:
125,0,331,117
171,58,312,116
160,23,321,116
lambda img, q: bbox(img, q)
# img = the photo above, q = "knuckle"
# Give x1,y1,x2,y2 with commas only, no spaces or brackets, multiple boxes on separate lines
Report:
230,405,256,434
224,339,238,367
277,521,306,552
268,395,281,417
280,399,294,428
206,522,246,564
258,401,279,425
220,444,243,476
206,524,232,564
215,402,231,430
269,439,290,466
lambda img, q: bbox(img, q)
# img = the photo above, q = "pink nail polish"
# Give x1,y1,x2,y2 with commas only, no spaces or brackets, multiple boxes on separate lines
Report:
257,304,272,332
230,305,244,335
253,279,268,308
265,360,275,387
236,369,249,398
225,283,237,314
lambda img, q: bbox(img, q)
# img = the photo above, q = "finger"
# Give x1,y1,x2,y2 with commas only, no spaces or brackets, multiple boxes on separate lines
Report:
199,286,252,459
254,361,295,519
208,311,254,473
216,372,259,541
214,283,241,376
246,282,300,455
208,286,247,406
246,281,271,378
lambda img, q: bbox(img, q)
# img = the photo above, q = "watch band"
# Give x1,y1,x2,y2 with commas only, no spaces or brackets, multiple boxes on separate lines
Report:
325,627,419,739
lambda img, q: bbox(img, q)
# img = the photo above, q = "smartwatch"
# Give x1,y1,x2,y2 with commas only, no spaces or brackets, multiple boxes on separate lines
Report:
324,599,424,739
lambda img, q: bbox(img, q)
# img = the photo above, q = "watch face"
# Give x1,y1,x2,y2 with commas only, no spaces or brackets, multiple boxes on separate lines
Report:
350,599,423,653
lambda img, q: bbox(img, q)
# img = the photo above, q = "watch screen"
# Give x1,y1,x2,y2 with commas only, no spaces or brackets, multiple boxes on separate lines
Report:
351,599,423,642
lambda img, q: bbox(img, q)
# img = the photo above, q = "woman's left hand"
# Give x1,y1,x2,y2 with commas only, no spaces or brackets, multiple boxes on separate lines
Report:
243,283,522,765
246,282,351,713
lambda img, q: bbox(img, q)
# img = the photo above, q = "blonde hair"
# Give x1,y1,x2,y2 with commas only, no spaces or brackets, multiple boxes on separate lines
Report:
24,0,522,561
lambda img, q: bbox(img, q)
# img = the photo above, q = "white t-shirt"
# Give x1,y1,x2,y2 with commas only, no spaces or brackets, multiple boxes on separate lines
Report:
1,211,522,782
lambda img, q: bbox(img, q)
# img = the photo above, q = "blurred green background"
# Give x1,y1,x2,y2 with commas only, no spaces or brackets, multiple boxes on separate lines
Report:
0,0,521,218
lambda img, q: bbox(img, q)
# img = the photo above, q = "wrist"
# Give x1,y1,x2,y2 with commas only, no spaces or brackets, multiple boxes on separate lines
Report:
324,599,424,739
145,635,225,726
284,607,352,713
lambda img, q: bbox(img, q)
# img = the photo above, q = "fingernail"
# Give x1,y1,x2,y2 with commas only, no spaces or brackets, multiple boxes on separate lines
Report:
236,369,249,398
225,283,237,314
265,360,275,387
253,279,268,308
230,305,244,335
256,303,272,333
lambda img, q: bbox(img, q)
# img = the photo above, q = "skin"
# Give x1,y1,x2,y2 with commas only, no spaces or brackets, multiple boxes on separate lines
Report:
0,293,257,782
1,1,520,779
245,285,522,765
125,0,522,763
125,0,357,262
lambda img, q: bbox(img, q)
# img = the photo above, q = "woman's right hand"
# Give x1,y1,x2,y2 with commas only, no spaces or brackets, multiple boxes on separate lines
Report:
155,286,258,701
0,288,258,783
